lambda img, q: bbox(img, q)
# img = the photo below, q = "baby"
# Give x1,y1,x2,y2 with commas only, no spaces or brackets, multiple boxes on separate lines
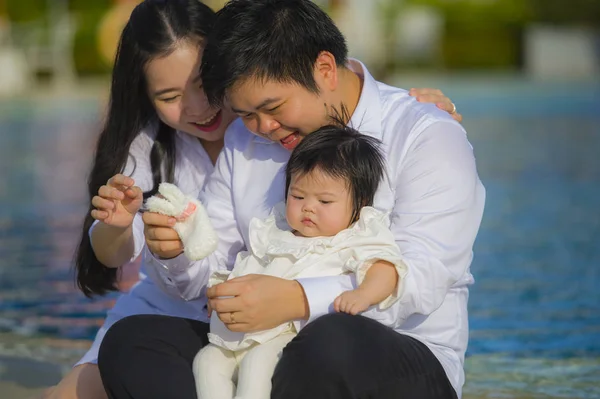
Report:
148,125,407,399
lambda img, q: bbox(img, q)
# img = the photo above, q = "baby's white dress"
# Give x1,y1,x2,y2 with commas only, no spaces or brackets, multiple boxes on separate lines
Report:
193,204,407,399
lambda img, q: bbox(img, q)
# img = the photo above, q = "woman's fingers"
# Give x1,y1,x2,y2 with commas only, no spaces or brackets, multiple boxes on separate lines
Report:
142,212,176,228
98,185,125,200
107,174,134,188
124,185,143,199
144,226,180,241
409,88,442,97
90,209,109,220
414,93,449,106
146,238,183,259
409,88,463,123
91,195,115,211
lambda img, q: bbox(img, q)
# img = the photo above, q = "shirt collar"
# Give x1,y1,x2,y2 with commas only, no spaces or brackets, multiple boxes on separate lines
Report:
346,59,383,141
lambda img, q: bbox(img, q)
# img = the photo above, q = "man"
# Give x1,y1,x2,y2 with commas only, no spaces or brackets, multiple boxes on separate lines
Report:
99,1,484,398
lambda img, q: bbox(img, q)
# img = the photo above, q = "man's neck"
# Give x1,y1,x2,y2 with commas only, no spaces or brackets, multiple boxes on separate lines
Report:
333,66,364,123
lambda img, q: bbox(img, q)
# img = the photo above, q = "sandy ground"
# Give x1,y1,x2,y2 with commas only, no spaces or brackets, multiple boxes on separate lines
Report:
0,333,86,399
0,332,559,399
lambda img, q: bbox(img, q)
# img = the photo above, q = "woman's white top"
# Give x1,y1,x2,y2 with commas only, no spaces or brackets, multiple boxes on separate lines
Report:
89,127,214,321
208,205,407,351
146,59,486,397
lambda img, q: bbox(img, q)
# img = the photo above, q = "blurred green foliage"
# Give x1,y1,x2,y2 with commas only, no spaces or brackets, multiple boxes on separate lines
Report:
5,0,111,74
403,0,532,69
2,0,598,75
69,0,112,74
5,0,46,22
530,0,600,26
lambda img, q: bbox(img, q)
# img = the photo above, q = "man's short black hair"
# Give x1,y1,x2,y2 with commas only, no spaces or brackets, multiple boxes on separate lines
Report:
202,0,348,106
285,125,385,225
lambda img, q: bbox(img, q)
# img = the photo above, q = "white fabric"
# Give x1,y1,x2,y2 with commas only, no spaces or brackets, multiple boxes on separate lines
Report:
75,127,214,366
194,333,296,399
145,183,218,260
148,59,485,397
195,205,405,399
206,204,406,352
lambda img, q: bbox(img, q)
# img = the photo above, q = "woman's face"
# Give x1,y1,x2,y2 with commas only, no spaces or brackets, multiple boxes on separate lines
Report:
145,40,236,142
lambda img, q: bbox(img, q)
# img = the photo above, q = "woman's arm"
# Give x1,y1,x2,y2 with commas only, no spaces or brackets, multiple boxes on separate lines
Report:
89,132,153,268
90,223,135,268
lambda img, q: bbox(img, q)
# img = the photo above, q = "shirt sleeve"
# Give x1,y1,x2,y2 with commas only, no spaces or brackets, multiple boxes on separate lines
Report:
339,212,408,310
144,137,246,301
298,121,485,328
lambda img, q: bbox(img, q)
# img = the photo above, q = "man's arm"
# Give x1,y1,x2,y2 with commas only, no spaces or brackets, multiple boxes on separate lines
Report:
143,135,247,301
298,120,485,327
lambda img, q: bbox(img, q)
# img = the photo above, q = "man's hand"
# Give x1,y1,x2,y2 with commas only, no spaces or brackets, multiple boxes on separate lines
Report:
142,212,184,259
207,274,309,333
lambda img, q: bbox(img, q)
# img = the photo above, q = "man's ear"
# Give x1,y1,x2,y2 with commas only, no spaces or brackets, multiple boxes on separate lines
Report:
314,51,339,91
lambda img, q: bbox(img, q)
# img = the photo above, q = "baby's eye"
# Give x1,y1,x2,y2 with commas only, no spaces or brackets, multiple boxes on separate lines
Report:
291,195,303,200
319,200,332,204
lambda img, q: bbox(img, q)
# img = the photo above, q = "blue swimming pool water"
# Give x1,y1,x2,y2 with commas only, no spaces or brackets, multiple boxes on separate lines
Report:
1,81,599,397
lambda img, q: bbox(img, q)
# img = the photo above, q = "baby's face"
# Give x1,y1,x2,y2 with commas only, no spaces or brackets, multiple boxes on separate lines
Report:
286,169,353,238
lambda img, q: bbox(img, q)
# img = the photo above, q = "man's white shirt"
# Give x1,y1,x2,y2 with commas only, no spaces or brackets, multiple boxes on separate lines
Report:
146,59,485,397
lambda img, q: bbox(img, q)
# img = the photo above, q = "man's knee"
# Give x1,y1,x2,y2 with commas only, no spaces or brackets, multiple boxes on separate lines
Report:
276,314,371,374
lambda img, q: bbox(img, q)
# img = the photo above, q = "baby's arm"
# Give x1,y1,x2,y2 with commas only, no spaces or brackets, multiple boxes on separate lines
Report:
334,260,398,315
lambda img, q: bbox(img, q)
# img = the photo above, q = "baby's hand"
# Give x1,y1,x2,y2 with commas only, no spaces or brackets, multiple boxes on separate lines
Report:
334,290,371,315
91,174,143,228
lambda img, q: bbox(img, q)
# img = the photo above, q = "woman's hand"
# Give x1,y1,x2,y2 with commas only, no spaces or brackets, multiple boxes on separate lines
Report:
409,88,462,123
142,212,183,259
91,174,143,228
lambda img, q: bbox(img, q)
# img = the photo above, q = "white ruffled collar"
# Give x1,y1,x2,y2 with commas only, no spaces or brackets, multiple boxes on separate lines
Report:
248,202,390,260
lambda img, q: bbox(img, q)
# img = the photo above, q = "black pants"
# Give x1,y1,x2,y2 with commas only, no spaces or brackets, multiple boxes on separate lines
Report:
98,313,458,399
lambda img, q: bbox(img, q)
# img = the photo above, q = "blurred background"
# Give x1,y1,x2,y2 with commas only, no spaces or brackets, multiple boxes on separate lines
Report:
0,0,599,398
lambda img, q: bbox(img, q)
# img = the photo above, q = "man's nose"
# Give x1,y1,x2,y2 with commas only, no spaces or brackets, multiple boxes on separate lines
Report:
257,115,281,137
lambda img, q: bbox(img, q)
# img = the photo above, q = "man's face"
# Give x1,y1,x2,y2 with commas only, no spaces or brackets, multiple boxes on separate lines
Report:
226,77,332,151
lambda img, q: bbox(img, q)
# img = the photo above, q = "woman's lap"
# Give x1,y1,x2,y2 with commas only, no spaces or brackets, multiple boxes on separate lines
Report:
98,314,210,399
98,313,457,399
75,280,207,366
75,293,156,366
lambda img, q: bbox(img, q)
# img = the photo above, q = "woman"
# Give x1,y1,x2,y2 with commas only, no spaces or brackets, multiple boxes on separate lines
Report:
43,1,459,398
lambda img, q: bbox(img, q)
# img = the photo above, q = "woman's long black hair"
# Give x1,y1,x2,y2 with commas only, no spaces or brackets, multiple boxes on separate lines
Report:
75,0,215,297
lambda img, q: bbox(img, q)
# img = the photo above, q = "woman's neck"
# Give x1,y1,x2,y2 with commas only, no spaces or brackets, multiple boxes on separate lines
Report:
199,138,224,165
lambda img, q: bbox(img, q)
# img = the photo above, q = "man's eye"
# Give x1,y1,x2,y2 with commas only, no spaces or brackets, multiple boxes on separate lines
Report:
267,105,281,112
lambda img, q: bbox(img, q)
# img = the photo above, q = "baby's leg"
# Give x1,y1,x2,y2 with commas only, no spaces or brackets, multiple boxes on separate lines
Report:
193,344,238,399
235,333,296,399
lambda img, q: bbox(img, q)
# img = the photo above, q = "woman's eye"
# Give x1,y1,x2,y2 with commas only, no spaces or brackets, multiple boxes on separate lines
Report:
161,96,179,103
